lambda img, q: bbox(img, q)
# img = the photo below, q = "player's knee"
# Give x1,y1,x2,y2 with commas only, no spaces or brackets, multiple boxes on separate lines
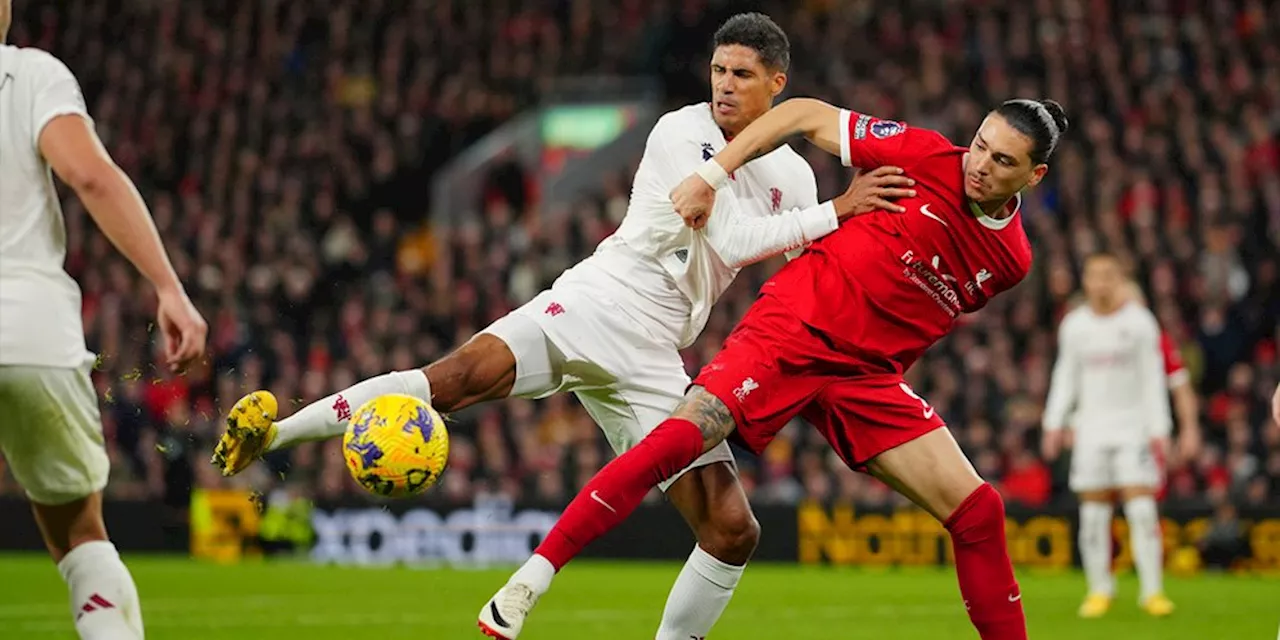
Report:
699,507,760,565
424,335,515,412
945,483,1006,544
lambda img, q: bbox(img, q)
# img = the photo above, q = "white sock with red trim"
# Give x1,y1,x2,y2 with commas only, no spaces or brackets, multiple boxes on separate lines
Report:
58,540,144,639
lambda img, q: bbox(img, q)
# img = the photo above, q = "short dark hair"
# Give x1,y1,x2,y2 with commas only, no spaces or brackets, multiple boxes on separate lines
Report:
713,13,790,72
993,99,1069,165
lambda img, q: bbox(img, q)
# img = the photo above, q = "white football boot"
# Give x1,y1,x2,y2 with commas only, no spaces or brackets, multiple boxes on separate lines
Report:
477,582,540,639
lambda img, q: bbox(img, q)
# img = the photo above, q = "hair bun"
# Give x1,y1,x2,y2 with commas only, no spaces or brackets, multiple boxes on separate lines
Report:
1040,99,1069,136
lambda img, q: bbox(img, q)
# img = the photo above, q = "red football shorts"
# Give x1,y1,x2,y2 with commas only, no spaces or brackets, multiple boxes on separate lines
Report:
692,294,946,470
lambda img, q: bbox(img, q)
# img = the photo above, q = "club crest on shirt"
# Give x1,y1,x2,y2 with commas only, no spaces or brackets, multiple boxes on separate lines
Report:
769,187,783,212
870,120,905,139
701,142,715,161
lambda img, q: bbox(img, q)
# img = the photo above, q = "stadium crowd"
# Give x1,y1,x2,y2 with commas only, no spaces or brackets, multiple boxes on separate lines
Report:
0,0,1277,513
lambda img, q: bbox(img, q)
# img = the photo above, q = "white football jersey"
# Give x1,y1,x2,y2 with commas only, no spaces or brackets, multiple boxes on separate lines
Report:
1043,302,1173,446
583,103,836,348
0,45,94,367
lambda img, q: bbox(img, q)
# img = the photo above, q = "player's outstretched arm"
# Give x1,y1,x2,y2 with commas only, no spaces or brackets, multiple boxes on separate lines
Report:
707,98,843,178
672,99,843,227
41,115,208,369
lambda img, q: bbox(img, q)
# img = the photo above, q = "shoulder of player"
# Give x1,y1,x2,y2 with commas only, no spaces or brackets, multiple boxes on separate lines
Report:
1059,306,1089,331
653,103,715,135
1124,304,1161,332
9,46,71,76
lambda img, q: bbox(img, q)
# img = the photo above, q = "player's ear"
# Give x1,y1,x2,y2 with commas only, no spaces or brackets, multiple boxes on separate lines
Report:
1025,164,1048,189
770,71,787,98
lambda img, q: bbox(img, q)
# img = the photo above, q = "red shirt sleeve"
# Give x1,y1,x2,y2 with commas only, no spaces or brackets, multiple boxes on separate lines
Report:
838,109,951,169
1160,331,1189,388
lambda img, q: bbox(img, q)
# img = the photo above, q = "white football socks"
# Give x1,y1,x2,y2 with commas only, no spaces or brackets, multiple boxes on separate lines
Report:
58,541,144,639
270,370,431,450
1124,496,1164,600
656,544,744,640
510,554,556,595
1078,501,1114,597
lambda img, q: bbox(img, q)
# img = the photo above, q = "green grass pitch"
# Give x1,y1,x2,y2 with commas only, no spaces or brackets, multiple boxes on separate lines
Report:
0,554,1275,639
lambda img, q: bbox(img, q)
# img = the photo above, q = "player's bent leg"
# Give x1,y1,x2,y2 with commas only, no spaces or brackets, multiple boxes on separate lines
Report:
1119,485,1172,616
865,428,1026,640
214,321,531,475
480,387,734,639
658,461,759,640
1074,489,1115,618
32,493,144,639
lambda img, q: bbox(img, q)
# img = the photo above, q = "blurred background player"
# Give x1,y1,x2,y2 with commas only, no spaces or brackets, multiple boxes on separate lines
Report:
484,96,1073,640
210,13,915,640
0,0,208,638
1041,253,1175,618
1125,280,1202,466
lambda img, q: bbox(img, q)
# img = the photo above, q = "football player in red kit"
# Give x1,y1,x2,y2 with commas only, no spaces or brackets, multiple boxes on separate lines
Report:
481,97,1068,640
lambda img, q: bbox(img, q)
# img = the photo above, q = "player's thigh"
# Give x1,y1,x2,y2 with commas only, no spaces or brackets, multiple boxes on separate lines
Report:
691,298,829,456
1068,445,1118,495
808,376,978,521
1114,442,1160,499
0,365,109,507
472,308,562,405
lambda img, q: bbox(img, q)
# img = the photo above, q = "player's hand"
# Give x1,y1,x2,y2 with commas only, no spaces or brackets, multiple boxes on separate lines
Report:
156,288,208,372
671,173,717,229
832,166,915,219
1041,429,1064,461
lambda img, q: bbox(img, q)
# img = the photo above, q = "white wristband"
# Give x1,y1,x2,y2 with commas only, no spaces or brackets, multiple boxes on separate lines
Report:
695,159,730,190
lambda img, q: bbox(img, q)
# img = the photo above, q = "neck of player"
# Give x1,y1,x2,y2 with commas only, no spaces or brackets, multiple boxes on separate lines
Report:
977,197,1014,219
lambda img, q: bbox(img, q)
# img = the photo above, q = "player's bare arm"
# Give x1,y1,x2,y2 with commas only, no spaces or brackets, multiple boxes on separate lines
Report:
1172,381,1201,462
40,115,208,370
670,386,738,452
673,98,844,225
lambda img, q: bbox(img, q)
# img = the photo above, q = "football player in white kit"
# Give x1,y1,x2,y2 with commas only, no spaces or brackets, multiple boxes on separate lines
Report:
1042,252,1175,619
0,1,208,637
211,13,914,640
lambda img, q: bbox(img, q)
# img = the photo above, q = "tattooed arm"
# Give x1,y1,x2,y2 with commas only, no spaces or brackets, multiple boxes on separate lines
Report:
671,386,739,453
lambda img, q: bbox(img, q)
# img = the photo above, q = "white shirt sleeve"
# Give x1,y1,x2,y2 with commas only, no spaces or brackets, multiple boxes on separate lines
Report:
651,117,838,269
27,50,92,151
1136,312,1174,438
1043,316,1080,432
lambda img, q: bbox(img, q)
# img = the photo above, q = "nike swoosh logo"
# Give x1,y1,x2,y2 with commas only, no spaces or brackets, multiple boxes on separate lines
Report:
919,204,949,227
1009,593,1022,602
489,601,510,628
924,407,936,419
590,490,617,513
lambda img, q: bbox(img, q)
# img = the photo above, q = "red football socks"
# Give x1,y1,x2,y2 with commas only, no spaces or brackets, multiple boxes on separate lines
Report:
945,483,1027,640
535,418,705,570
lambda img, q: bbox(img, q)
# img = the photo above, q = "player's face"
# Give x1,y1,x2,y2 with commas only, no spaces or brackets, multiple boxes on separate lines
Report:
1082,257,1124,306
709,45,786,136
964,114,1049,205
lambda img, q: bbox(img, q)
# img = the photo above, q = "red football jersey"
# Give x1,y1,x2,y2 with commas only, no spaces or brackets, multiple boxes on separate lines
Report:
761,110,1034,372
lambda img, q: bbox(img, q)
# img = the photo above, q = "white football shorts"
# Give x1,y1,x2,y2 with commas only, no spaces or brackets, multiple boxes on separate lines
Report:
480,271,735,492
1068,441,1161,493
0,364,108,504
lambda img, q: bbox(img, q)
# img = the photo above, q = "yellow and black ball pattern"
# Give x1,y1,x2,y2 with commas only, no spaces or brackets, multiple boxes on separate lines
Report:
342,394,449,498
